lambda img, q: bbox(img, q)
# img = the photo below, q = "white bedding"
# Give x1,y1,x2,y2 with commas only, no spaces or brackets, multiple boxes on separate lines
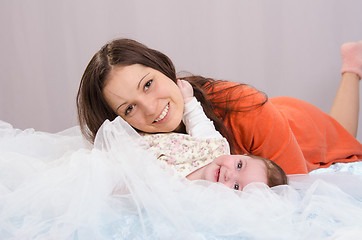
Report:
0,118,361,240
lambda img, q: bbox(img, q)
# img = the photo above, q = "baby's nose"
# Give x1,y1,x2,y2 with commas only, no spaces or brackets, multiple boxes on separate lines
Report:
224,170,236,184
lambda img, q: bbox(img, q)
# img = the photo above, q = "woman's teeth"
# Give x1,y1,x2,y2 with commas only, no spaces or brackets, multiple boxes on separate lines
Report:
154,103,169,122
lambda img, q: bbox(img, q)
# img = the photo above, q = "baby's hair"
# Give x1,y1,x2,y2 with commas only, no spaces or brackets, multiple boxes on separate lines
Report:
252,155,288,187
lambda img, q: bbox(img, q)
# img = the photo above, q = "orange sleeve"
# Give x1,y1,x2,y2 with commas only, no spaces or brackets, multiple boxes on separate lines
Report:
207,81,309,174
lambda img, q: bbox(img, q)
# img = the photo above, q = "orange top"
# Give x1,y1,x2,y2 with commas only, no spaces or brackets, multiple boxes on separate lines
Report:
206,81,362,174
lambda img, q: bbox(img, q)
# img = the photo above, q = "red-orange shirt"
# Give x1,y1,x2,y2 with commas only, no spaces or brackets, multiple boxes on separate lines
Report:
206,81,362,174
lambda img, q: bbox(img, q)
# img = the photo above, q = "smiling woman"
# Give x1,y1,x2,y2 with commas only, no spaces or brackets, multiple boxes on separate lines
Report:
102,64,184,133
76,38,185,142
77,38,362,176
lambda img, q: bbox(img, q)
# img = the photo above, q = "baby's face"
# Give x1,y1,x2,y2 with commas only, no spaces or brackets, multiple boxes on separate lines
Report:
200,155,268,190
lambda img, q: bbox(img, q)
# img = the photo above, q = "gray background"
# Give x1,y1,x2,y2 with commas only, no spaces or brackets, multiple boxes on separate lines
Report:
1,0,361,141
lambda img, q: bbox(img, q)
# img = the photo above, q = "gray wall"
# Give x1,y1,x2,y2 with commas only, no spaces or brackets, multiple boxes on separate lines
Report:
1,0,362,141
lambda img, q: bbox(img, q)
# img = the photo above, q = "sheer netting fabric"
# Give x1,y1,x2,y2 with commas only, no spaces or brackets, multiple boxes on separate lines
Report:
0,118,362,240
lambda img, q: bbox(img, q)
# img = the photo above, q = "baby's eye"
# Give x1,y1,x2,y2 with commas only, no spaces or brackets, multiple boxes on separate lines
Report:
144,80,153,91
234,183,239,190
125,105,135,116
237,161,242,170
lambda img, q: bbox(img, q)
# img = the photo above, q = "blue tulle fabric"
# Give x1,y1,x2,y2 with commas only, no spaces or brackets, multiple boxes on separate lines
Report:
0,117,362,240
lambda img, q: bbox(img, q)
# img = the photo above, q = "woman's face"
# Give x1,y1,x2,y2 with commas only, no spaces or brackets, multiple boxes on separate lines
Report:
103,64,184,133
191,155,268,191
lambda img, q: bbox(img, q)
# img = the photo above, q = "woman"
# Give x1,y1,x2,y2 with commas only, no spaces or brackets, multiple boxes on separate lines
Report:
76,38,362,174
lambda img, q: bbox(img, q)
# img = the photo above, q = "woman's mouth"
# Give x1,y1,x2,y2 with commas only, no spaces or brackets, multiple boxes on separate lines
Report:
154,103,169,123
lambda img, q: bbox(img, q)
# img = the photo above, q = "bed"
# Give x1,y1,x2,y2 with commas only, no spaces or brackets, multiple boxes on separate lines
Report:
0,117,361,240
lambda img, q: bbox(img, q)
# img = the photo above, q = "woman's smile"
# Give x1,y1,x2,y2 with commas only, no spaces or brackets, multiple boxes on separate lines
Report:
154,103,170,123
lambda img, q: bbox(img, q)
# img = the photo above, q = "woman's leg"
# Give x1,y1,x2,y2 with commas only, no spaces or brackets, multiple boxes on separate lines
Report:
329,41,362,137
329,73,360,137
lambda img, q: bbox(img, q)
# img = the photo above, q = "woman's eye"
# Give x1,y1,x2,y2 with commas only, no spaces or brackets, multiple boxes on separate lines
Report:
125,105,134,115
234,183,239,190
144,80,153,90
237,161,242,170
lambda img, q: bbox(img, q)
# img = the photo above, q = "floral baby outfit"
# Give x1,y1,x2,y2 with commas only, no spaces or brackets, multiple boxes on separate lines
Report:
142,97,230,177
142,133,229,177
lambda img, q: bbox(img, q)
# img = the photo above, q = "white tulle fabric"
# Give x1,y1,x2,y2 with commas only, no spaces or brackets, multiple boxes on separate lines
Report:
0,117,362,240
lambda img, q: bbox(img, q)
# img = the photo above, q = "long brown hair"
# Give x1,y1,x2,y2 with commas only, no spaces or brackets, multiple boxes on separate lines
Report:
179,75,268,153
77,38,177,142
76,38,267,154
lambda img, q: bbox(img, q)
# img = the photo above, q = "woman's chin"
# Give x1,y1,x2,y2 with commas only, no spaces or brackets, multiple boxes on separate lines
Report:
172,121,185,133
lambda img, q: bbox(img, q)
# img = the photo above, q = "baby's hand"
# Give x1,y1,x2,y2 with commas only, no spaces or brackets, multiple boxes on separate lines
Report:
177,79,194,104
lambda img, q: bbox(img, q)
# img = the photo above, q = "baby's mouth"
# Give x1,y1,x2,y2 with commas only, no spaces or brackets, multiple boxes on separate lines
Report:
216,167,220,182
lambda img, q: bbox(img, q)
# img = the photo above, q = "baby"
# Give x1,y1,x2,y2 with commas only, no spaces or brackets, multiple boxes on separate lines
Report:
143,80,288,191
186,154,287,191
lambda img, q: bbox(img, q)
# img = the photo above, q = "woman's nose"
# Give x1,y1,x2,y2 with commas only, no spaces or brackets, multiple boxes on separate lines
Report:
139,96,157,115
